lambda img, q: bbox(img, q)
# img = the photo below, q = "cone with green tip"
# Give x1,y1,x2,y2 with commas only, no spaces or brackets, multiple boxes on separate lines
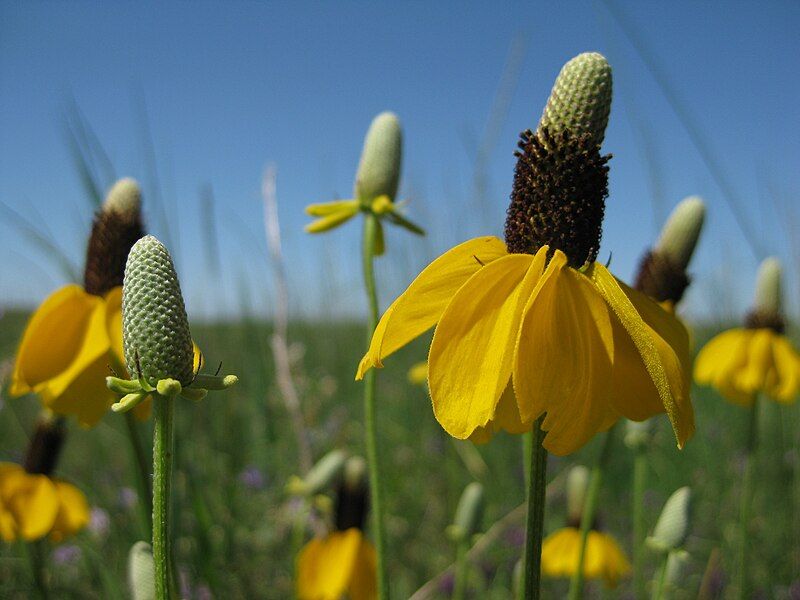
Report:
635,196,706,304
286,449,348,496
566,465,590,523
447,482,485,542
128,541,156,600
84,177,145,296
746,257,785,332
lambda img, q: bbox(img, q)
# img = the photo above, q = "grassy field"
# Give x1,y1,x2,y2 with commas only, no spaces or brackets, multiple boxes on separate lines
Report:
1,308,798,599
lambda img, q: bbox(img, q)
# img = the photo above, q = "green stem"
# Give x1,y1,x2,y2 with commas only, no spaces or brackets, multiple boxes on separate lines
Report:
568,424,616,600
362,212,388,599
632,445,647,598
521,417,548,600
124,411,153,539
522,431,533,494
153,397,175,600
736,397,758,600
652,552,669,600
453,541,470,600
26,540,49,600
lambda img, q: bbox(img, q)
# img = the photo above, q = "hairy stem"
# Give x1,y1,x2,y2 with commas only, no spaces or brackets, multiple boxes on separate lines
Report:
153,397,175,600
736,397,758,599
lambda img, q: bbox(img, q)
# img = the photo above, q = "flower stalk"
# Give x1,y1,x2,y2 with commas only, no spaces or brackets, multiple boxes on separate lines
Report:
152,394,175,600
521,417,547,600
362,211,388,599
567,424,615,600
632,444,647,597
736,395,758,599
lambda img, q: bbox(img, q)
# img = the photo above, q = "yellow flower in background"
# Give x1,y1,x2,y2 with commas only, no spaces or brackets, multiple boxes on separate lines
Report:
541,527,631,588
357,239,694,455
10,285,138,426
304,112,423,252
296,528,377,600
407,361,428,386
10,179,149,426
356,53,694,456
0,462,89,543
695,258,800,405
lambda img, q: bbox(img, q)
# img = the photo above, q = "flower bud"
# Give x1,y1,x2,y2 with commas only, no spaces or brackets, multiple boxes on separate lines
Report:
647,487,692,553
447,482,484,543
128,541,156,600
105,178,142,218
122,236,194,386
538,52,613,146
654,197,706,271
566,465,590,522
354,112,402,203
623,419,654,450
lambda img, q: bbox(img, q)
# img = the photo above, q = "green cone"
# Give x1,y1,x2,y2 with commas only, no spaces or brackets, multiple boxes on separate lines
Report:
122,235,194,386
354,112,402,203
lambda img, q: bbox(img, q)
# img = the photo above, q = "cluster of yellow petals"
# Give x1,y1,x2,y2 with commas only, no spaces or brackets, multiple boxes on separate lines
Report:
10,285,151,426
0,462,89,543
695,327,800,405
296,528,377,600
357,237,694,455
541,527,631,588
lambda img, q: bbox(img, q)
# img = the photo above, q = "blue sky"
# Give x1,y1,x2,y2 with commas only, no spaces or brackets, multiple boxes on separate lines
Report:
1,1,798,321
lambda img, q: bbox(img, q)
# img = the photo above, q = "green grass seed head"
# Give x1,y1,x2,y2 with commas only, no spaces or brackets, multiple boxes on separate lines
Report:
354,111,402,203
122,235,194,386
539,52,612,146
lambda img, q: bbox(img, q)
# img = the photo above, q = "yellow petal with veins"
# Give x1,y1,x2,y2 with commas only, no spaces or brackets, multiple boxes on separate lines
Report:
296,529,362,600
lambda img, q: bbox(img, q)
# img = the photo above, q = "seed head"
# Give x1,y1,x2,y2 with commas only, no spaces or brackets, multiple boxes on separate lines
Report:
647,487,692,553
746,257,784,332
127,541,156,600
354,112,402,203
122,236,194,386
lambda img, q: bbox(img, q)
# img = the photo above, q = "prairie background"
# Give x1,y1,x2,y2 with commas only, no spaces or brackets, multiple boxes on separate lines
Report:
1,1,800,599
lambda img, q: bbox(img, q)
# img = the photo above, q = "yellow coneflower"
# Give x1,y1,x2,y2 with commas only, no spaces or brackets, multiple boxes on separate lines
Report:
357,53,694,456
297,457,377,600
695,257,800,405
541,527,630,588
542,465,630,589
10,179,147,426
0,416,88,543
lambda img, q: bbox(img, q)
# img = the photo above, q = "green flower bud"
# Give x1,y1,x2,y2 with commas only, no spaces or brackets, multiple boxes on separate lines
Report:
538,52,613,146
655,196,706,271
623,419,654,450
664,549,691,591
566,465,590,522
128,541,156,600
343,455,368,493
286,449,348,496
354,112,402,203
122,235,194,386
647,487,692,553
447,482,484,543
105,178,142,219
753,257,782,317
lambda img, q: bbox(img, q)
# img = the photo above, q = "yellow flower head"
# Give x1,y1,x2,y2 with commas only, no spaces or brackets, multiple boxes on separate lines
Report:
695,257,800,405
296,456,376,600
11,179,148,426
541,527,631,589
356,52,694,455
0,462,89,543
304,112,423,251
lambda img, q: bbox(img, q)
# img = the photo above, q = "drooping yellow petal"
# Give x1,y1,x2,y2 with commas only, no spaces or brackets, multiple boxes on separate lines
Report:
430,250,545,440
770,335,800,403
591,265,694,448
49,481,90,542
296,529,362,600
542,527,581,579
514,255,615,455
305,199,360,217
348,537,377,600
105,286,126,372
11,285,101,397
736,329,774,395
467,384,532,443
0,496,16,541
0,463,59,541
542,527,630,588
356,237,508,379
694,329,749,390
